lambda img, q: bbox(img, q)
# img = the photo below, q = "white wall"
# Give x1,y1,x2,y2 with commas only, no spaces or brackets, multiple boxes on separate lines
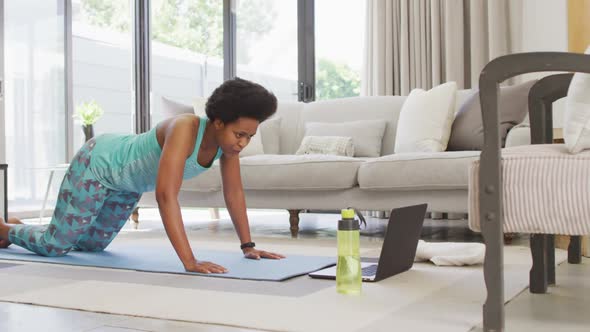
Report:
521,0,568,53
520,0,568,128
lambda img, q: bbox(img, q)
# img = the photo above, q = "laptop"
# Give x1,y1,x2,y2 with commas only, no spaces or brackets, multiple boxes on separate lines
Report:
308,203,427,282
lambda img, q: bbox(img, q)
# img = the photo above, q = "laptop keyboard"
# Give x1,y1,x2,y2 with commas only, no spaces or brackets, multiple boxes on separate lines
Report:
361,264,378,276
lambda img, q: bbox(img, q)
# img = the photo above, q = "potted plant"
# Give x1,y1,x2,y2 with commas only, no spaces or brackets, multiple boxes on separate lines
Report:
74,100,104,142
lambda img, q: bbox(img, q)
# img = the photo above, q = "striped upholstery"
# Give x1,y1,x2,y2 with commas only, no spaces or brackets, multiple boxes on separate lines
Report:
469,144,590,235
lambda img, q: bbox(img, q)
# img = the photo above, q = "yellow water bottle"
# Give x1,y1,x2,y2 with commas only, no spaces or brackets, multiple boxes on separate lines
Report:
336,208,362,295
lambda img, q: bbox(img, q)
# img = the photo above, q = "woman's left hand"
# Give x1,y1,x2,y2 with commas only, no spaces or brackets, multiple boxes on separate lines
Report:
243,247,286,260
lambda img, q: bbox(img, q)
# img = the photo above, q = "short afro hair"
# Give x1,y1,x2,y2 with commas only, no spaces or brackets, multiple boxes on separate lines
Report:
205,77,277,124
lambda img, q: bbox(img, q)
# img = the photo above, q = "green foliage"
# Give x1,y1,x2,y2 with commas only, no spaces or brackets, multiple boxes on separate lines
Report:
235,0,277,63
153,0,224,58
74,100,104,126
316,58,361,100
79,1,358,100
80,0,131,32
80,0,276,60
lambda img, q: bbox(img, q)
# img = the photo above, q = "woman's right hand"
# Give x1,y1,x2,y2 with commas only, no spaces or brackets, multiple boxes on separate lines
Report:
184,259,228,274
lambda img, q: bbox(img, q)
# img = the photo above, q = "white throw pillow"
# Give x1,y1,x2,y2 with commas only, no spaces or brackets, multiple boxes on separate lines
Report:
242,117,281,156
192,96,207,116
161,97,194,119
304,120,387,157
394,82,458,153
564,45,590,154
161,96,207,118
240,131,265,157
260,116,281,154
295,136,354,157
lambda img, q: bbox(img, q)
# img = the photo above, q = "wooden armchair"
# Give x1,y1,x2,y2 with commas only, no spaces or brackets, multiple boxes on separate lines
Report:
472,52,590,331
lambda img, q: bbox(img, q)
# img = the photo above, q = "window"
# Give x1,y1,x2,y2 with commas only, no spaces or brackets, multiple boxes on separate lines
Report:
3,0,66,213
315,0,365,100
150,0,224,124
236,0,298,101
72,0,134,149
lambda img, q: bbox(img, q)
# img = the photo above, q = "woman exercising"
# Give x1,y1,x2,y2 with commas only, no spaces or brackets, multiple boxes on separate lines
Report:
0,77,285,273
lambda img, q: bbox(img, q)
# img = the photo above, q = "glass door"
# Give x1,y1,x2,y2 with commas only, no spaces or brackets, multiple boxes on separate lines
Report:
1,0,67,215
236,0,298,101
315,0,366,100
72,0,134,148
150,0,224,125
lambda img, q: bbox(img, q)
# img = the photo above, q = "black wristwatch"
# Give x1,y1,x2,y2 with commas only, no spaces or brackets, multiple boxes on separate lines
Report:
240,241,256,250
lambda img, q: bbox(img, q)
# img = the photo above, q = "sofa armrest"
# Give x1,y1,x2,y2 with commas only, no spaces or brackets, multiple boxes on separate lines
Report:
504,124,531,147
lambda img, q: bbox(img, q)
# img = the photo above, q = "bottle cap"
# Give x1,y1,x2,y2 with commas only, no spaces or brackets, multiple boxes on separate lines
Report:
341,208,355,219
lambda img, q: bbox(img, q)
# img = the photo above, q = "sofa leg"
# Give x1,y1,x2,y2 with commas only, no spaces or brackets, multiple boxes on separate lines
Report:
288,209,301,238
530,234,548,294
503,233,518,244
547,235,556,285
568,236,582,264
131,207,139,230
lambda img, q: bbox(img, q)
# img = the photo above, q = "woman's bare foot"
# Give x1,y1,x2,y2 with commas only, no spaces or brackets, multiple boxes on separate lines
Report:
0,217,23,248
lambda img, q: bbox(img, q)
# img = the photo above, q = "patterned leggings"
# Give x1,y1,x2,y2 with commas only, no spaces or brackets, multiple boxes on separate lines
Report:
8,139,141,257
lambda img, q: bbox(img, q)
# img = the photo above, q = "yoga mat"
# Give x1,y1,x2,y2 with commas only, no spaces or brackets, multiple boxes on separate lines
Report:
0,241,335,281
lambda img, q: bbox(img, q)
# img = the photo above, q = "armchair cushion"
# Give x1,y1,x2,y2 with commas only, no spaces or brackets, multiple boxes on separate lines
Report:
469,144,590,235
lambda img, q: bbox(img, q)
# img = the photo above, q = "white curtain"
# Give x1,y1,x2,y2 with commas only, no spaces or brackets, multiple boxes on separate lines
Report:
362,0,523,96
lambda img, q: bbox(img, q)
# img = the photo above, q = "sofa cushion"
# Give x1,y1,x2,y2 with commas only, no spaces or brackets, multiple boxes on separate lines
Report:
260,116,282,154
242,116,282,156
240,131,265,156
303,120,387,157
161,97,194,118
192,96,207,114
239,154,363,190
394,82,458,153
276,101,306,154
448,79,537,150
358,151,480,190
296,136,355,157
504,123,531,147
296,96,404,155
180,167,221,192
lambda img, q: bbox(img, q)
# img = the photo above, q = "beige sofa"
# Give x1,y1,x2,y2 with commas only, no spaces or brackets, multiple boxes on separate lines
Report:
138,88,529,236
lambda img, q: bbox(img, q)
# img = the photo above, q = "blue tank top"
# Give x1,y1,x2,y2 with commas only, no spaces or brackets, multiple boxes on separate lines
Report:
90,117,223,193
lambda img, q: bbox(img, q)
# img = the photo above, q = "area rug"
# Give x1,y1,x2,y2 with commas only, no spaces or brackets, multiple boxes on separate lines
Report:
0,241,335,281
0,245,567,332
